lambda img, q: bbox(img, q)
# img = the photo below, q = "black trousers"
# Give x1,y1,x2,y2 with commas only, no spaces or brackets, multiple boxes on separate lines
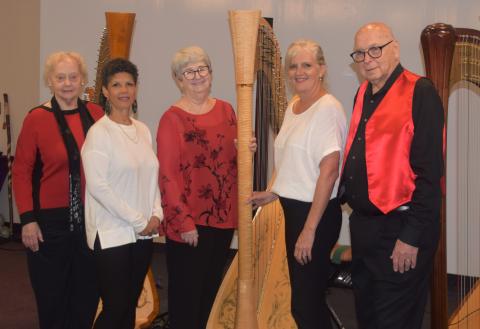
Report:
26,227,99,329
92,238,153,329
349,210,439,329
166,225,234,329
280,197,342,329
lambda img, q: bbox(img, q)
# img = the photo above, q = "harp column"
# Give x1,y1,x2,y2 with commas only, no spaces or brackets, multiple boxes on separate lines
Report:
421,23,456,329
228,9,261,329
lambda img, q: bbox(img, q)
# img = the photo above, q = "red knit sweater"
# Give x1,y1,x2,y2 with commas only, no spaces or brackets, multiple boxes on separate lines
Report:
13,102,104,224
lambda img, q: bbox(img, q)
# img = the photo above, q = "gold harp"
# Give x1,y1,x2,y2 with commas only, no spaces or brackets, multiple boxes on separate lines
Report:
91,12,160,329
421,24,480,329
207,10,295,329
87,12,135,103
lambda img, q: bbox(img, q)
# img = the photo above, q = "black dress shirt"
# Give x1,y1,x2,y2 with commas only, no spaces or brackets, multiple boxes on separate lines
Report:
340,64,444,247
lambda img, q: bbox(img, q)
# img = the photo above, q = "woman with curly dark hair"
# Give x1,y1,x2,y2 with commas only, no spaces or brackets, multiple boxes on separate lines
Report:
82,58,163,329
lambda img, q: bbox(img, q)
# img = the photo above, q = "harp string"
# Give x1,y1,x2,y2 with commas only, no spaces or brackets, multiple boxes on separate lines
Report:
207,15,294,329
92,28,110,104
421,23,480,329
449,28,480,328
253,18,288,309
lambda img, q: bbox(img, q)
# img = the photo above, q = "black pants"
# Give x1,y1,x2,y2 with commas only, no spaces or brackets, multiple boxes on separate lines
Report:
92,238,153,329
166,226,234,329
280,197,342,329
27,227,99,329
349,211,439,329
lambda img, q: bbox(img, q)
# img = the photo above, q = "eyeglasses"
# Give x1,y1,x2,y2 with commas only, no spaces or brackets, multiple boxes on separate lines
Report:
182,66,210,80
350,40,394,63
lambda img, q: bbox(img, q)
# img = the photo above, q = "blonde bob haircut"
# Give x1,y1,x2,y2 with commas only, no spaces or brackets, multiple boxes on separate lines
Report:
43,51,88,86
171,46,212,81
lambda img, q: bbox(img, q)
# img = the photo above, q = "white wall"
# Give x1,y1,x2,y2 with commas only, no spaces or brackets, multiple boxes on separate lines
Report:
2,0,479,272
0,0,39,226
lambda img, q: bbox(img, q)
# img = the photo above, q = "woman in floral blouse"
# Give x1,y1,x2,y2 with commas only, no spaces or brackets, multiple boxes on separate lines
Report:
157,46,254,329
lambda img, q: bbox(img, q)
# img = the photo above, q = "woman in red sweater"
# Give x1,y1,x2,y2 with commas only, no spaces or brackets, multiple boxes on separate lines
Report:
12,52,103,329
157,46,254,329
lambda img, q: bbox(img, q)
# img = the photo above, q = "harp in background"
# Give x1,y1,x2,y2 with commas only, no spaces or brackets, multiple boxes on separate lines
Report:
90,12,160,329
253,17,287,192
85,12,135,103
207,10,295,329
421,23,480,329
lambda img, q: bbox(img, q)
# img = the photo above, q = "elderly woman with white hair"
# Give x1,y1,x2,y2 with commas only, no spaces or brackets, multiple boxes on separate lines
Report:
13,51,103,329
249,39,347,329
157,46,256,329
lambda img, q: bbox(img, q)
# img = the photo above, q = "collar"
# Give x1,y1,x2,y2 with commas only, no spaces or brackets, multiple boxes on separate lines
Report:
366,64,404,99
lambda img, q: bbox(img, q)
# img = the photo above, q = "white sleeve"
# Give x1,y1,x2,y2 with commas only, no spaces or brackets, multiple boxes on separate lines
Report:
312,105,347,162
142,122,163,221
152,186,164,221
82,126,147,233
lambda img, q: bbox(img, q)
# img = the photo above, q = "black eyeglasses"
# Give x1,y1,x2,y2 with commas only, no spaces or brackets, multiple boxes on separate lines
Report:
182,66,210,80
350,40,394,63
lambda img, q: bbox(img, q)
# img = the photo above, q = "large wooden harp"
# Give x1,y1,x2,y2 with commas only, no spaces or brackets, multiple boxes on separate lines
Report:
207,10,295,329
421,24,480,329
87,12,135,103
253,17,288,192
91,12,160,329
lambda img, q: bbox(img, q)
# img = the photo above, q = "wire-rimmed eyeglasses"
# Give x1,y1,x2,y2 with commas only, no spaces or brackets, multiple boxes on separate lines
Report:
350,40,394,63
182,66,210,80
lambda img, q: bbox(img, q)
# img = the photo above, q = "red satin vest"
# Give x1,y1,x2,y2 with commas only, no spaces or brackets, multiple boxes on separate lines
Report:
343,70,421,214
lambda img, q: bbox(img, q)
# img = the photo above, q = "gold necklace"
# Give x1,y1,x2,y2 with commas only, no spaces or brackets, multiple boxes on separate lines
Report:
116,121,139,144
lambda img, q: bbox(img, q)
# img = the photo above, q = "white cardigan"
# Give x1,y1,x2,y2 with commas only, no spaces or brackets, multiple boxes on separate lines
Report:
82,115,163,250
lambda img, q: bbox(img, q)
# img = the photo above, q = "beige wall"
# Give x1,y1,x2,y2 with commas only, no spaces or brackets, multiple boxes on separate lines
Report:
0,0,40,224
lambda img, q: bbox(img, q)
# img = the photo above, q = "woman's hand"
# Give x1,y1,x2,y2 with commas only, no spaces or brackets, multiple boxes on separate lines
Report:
248,137,257,153
234,137,257,153
180,229,199,247
139,216,161,236
22,222,44,252
247,191,278,209
294,227,315,265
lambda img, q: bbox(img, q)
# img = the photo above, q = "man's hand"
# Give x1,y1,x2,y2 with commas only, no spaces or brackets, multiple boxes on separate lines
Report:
390,239,418,273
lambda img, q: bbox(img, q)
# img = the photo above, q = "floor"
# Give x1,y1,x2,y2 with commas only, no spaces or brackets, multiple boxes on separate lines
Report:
0,239,469,329
149,244,434,329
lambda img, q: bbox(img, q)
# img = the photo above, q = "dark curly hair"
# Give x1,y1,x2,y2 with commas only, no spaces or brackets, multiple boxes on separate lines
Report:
100,58,139,112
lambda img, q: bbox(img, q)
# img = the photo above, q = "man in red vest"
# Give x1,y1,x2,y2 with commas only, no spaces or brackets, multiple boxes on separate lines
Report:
339,22,444,329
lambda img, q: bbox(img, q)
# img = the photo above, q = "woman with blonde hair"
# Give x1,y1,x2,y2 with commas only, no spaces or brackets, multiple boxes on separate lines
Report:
250,39,347,329
13,51,103,329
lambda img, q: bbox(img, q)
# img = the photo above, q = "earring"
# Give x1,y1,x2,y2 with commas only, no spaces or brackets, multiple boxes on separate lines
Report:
132,100,138,114
104,100,111,114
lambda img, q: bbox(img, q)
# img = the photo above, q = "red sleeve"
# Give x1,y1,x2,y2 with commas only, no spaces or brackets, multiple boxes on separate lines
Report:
12,111,38,224
86,102,105,121
157,111,196,237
